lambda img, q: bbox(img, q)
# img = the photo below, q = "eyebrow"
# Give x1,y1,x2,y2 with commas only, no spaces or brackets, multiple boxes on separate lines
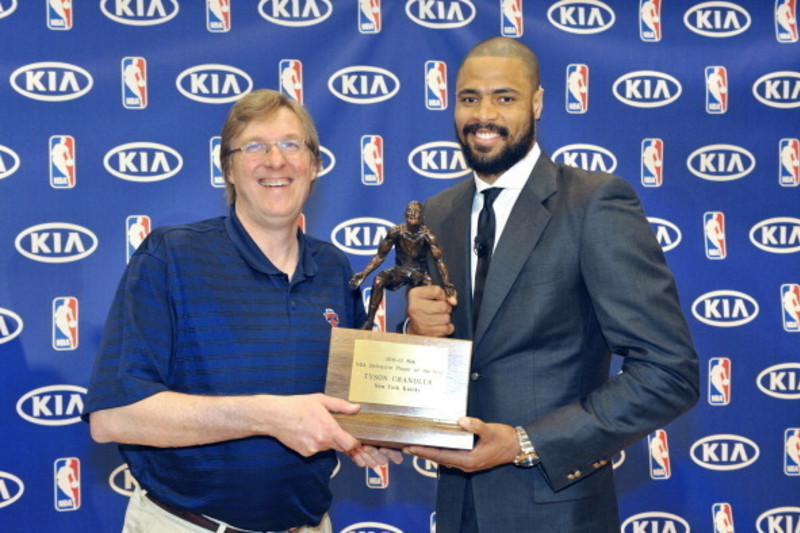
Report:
457,87,522,97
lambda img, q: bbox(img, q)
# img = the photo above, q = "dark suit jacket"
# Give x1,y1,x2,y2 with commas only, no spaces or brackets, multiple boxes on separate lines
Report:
422,153,699,532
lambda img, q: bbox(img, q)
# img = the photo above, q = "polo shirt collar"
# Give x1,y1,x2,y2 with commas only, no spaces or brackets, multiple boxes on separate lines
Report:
224,206,318,280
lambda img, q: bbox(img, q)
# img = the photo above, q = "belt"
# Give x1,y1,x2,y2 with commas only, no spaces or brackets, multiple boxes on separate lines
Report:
146,493,299,533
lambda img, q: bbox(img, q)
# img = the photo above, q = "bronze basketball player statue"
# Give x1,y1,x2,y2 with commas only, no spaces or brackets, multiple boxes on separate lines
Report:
350,201,456,330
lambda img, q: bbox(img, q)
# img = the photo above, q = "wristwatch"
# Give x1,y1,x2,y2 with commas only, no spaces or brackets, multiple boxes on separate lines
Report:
513,426,541,468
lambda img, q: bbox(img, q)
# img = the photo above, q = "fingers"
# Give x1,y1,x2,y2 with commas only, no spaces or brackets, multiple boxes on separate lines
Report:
346,446,404,468
404,445,468,470
319,394,361,415
407,286,456,337
379,447,405,465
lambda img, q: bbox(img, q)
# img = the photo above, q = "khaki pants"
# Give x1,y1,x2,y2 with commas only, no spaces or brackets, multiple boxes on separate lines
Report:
122,486,333,533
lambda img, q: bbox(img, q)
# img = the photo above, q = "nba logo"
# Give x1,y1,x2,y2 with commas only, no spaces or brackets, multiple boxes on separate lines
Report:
50,135,76,189
648,429,670,479
430,512,436,533
641,138,663,187
501,0,523,37
704,211,727,260
122,57,147,110
640,0,661,41
708,357,731,406
47,0,72,30
207,0,231,32
52,297,78,351
785,428,800,475
127,215,152,263
210,136,225,188
705,66,728,114
358,0,381,33
712,503,735,533
366,464,389,489
781,283,800,332
54,458,80,511
565,64,588,114
776,0,799,43
279,60,303,104
363,288,386,332
425,61,448,111
361,135,384,185
779,138,800,187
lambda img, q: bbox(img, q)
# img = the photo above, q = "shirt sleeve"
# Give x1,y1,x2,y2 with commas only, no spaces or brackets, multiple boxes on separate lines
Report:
83,240,174,417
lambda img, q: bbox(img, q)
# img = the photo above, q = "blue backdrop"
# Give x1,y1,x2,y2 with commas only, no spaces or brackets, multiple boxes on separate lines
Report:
1,1,798,532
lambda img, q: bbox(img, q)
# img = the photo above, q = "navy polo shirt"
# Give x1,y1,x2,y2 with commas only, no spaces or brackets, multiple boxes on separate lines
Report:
84,208,366,531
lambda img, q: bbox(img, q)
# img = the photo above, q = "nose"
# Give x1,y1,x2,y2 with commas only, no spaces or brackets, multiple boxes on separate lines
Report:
262,144,287,166
475,98,498,123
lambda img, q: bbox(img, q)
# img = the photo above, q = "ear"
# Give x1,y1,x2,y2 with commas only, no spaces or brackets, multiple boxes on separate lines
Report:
532,87,545,121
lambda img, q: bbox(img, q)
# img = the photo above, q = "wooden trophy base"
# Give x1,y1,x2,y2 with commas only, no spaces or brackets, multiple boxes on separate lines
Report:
326,327,474,450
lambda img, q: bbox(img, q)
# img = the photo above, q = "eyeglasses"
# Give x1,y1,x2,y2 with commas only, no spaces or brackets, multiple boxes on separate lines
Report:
228,139,307,157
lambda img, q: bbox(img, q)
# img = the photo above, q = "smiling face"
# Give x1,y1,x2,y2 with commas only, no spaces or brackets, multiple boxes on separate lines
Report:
226,107,317,232
455,55,544,184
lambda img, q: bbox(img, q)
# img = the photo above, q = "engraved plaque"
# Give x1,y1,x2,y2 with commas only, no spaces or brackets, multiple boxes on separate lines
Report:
326,327,473,450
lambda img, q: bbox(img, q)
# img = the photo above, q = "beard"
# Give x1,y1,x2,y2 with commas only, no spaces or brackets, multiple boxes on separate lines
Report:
457,120,535,176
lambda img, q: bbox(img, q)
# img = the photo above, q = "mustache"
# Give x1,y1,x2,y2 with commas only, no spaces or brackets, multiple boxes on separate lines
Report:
461,123,510,138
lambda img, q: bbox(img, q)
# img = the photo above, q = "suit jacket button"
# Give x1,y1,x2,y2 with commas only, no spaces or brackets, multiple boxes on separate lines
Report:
470,372,480,381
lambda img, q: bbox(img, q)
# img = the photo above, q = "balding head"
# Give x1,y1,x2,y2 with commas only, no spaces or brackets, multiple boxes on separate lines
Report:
461,37,540,90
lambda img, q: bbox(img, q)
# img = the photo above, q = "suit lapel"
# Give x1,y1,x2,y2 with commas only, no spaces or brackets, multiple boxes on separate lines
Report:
473,154,558,345
440,181,475,338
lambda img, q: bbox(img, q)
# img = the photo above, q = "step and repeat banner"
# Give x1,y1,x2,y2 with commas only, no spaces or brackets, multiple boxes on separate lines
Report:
1,1,798,532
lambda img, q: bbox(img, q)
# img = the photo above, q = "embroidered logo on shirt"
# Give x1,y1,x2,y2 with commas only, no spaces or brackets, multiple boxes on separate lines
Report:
323,308,340,327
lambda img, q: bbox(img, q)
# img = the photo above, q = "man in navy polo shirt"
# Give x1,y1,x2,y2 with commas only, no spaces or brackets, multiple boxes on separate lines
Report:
84,89,401,533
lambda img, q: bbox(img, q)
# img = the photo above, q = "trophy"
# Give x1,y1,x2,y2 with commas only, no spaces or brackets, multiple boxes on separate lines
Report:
325,201,473,449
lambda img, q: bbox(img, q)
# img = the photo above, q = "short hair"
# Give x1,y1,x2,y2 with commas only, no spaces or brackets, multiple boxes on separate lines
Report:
461,37,540,89
220,89,321,205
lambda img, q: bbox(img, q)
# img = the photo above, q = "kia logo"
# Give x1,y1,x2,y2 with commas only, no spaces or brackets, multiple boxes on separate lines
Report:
405,0,475,29
100,0,179,25
318,146,336,178
0,472,24,509
331,218,395,256
258,0,333,27
0,307,24,345
10,62,93,102
103,142,183,182
686,144,755,181
16,384,87,426
749,217,800,253
15,223,99,263
684,2,751,38
690,434,759,470
648,217,682,252
613,71,681,108
408,141,469,179
552,143,617,173
328,66,400,104
756,363,800,400
756,507,800,533
752,71,800,109
176,64,253,104
691,290,759,327
547,0,615,34
0,145,21,180
621,512,689,533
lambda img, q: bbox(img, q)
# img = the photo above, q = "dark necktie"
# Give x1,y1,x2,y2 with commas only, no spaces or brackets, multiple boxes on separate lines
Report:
472,187,502,328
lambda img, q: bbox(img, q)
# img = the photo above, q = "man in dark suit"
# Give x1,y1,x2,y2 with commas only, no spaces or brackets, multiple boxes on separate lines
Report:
404,37,700,532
